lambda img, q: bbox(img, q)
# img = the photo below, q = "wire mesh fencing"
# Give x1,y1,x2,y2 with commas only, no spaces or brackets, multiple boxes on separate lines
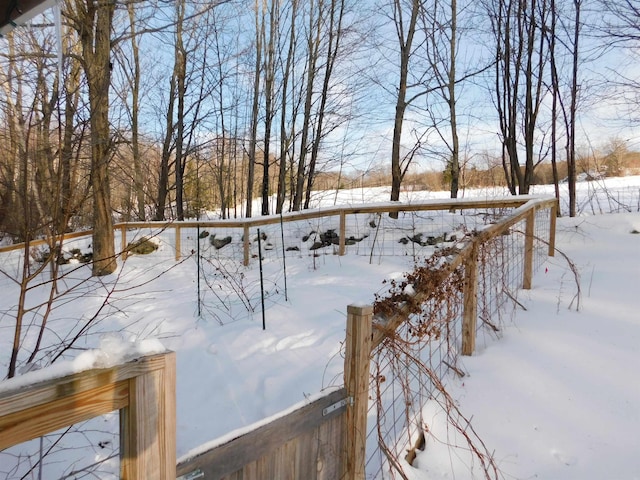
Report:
114,202,539,326
363,199,556,479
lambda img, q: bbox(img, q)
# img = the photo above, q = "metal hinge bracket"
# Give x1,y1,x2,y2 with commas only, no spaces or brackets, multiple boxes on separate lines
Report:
322,396,353,416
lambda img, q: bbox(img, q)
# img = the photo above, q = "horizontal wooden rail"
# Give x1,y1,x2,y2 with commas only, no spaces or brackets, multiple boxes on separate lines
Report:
0,196,557,266
0,351,176,480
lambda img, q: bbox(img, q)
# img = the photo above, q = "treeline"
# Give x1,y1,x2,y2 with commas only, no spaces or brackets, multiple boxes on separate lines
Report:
0,0,639,275
320,144,640,192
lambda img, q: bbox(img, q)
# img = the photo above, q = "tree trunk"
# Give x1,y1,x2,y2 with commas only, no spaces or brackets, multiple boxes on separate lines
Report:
304,0,345,210
448,0,460,199
76,0,117,276
292,1,322,211
390,0,420,213
246,0,264,218
127,2,146,221
174,0,187,220
547,0,561,209
568,0,581,217
261,0,279,216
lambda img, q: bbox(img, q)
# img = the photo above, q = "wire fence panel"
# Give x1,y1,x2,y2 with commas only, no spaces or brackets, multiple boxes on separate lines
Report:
367,264,465,479
365,202,556,479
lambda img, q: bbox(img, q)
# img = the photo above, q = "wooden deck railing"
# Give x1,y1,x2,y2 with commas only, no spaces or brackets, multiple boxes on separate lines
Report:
0,352,176,480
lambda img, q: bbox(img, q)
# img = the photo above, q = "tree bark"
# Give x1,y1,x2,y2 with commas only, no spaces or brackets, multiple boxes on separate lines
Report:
390,0,420,211
304,0,345,210
292,0,322,211
74,0,117,276
246,0,264,218
127,2,146,221
567,0,581,217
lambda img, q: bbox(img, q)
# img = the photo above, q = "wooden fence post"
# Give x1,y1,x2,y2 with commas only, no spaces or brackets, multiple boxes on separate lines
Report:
0,352,176,480
175,226,181,261
120,351,176,480
343,304,372,480
523,209,535,290
121,225,128,260
243,225,250,267
548,201,557,257
461,243,478,356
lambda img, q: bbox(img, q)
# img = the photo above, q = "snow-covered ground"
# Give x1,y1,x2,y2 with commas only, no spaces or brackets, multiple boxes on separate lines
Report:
1,176,639,479
412,211,640,480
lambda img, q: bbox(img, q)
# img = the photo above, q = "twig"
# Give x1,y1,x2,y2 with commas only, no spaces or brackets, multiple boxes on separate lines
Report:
503,288,527,311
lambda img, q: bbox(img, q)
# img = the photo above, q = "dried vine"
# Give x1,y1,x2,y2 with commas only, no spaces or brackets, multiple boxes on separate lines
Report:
368,246,501,479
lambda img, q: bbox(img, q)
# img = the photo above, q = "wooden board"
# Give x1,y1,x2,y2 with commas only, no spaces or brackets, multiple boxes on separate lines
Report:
177,388,347,480
0,380,128,449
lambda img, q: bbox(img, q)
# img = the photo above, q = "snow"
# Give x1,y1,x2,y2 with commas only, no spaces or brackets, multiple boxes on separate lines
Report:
1,176,639,479
409,211,640,479
0,337,166,395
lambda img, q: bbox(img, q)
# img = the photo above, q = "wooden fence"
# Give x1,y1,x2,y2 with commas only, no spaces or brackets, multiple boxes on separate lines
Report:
177,193,555,480
363,196,557,477
0,352,176,480
0,196,555,267
0,196,557,480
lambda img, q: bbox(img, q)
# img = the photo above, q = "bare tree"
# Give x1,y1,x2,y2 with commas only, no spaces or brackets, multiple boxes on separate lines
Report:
153,66,176,220
245,0,265,218
276,0,300,214
292,0,324,211
0,19,92,377
545,0,562,207
303,0,346,209
487,0,550,195
566,0,582,216
389,0,422,207
421,0,461,198
65,0,117,276
598,0,640,137
173,0,188,220
206,6,243,219
260,0,279,216
124,1,145,220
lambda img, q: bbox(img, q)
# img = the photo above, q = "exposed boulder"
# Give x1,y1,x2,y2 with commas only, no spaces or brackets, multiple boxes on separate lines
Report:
210,235,232,250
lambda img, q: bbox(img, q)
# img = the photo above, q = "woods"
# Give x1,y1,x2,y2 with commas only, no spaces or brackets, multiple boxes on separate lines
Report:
0,0,639,273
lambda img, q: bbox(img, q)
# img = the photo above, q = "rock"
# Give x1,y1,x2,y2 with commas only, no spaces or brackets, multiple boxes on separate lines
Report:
320,229,339,245
127,237,159,255
210,235,232,249
310,241,324,250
